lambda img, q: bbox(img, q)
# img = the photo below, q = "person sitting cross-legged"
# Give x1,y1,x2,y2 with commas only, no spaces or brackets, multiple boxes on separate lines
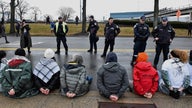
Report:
33,48,60,95
133,52,159,99
1,48,38,98
60,55,92,98
97,52,129,102
159,49,190,99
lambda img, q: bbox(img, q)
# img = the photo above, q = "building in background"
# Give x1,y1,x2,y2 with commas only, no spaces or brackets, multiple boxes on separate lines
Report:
110,11,152,20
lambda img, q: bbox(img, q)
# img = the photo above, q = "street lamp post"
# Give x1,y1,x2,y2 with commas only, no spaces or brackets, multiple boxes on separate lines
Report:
80,0,81,21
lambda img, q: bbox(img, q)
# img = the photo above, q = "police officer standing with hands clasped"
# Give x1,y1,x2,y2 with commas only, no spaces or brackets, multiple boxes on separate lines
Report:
152,17,175,69
130,16,150,66
87,15,99,53
101,17,120,57
54,16,69,55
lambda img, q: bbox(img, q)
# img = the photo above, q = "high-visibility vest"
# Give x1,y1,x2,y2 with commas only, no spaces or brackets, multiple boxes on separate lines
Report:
55,22,67,33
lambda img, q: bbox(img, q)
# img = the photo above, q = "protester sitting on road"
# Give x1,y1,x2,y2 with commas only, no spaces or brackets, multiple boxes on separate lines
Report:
186,50,192,94
158,49,190,99
33,48,60,95
133,52,159,99
1,48,38,98
60,55,91,98
97,52,129,102
0,50,7,92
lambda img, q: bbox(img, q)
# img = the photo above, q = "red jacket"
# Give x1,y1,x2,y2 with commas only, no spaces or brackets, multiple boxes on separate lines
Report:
133,62,159,95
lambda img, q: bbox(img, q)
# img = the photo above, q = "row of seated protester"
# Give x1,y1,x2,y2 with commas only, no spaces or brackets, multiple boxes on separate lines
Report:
0,48,191,101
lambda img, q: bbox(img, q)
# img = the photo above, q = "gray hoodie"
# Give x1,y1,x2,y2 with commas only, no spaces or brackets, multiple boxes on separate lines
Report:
97,62,129,98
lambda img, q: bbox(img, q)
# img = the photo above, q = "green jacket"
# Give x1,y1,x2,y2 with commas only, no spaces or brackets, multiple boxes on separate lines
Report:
1,57,38,98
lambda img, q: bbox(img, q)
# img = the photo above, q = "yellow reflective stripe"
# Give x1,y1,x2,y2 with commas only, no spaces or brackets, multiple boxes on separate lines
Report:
55,22,66,33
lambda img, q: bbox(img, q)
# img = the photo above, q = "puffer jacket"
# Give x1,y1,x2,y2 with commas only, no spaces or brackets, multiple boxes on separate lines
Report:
133,62,159,95
60,63,89,97
1,56,38,98
97,62,129,98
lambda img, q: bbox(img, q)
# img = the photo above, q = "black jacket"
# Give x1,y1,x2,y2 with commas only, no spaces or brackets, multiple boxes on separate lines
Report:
134,23,150,42
104,23,120,40
54,22,68,36
87,20,99,35
152,23,175,44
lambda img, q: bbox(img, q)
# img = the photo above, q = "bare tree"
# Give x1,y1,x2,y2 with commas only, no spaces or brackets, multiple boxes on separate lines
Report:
58,7,75,21
30,6,41,22
10,0,19,33
0,1,9,19
153,0,159,28
82,0,86,33
16,0,30,21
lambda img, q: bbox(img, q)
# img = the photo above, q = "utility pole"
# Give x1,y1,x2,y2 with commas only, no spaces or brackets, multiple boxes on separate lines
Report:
82,0,86,33
80,0,81,21
153,0,159,29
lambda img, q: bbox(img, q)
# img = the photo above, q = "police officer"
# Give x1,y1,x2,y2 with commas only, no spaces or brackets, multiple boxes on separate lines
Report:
87,15,99,53
130,16,150,66
101,17,120,57
54,16,69,55
152,17,175,69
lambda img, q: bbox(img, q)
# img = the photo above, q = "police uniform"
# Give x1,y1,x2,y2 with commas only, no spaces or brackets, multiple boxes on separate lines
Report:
54,20,69,55
130,19,150,66
101,22,120,57
87,19,99,53
152,21,175,68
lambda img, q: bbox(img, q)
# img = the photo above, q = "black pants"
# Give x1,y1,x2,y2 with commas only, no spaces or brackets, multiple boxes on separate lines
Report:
188,29,191,36
154,44,169,66
131,41,147,63
56,36,68,52
89,34,97,51
102,39,115,56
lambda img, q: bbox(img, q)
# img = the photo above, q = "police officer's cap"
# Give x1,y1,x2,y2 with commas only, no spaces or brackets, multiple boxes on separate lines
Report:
89,15,94,19
58,16,62,19
162,17,168,22
140,16,146,21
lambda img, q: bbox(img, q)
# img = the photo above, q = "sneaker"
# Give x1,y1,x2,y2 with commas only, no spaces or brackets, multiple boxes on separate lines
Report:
94,50,97,54
65,52,68,55
28,50,31,53
55,51,60,54
6,41,9,43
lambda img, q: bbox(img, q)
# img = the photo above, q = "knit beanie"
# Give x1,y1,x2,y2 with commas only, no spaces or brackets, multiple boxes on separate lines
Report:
136,52,148,62
106,52,118,63
189,50,192,65
71,55,83,65
15,48,26,56
44,48,55,59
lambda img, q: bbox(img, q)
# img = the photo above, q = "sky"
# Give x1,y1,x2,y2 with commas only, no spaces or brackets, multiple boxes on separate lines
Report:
6,0,192,20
